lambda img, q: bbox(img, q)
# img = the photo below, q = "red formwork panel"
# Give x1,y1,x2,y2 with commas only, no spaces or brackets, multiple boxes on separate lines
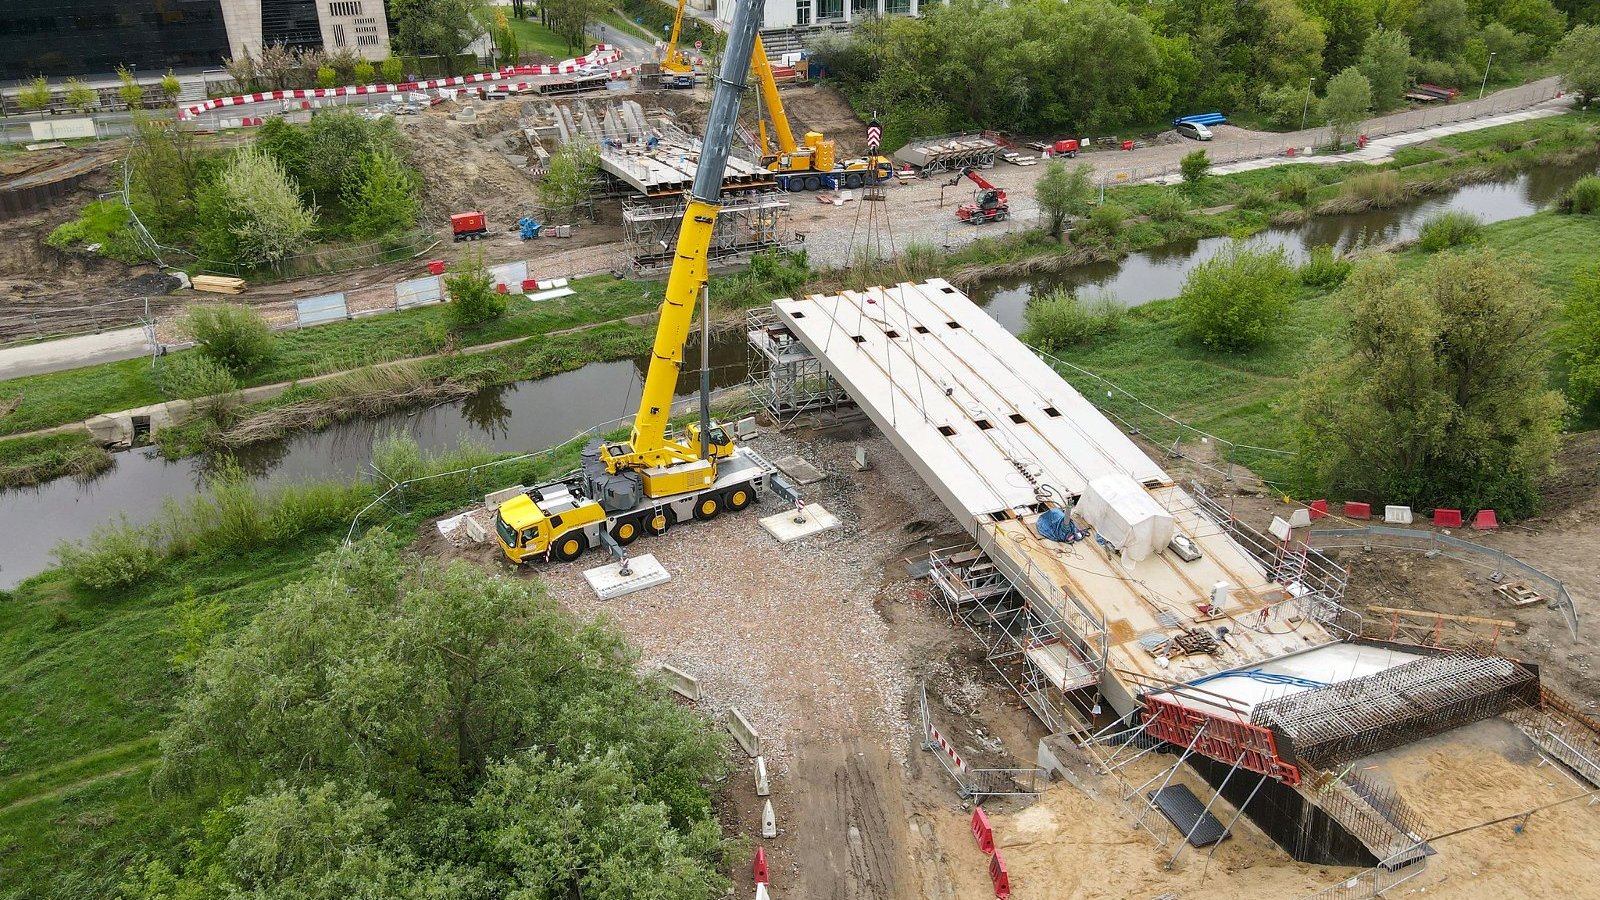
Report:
1143,696,1301,785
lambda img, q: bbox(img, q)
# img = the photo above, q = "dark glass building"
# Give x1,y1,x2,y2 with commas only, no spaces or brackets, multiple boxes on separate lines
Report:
0,0,231,80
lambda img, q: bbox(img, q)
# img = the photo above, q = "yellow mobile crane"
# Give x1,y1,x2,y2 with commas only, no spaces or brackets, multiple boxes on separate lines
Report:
751,36,891,191
495,0,777,565
660,0,695,78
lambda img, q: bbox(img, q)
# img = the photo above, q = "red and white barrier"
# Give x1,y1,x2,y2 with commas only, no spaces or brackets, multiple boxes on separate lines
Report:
753,846,769,884
180,46,624,120
970,808,995,855
927,724,969,774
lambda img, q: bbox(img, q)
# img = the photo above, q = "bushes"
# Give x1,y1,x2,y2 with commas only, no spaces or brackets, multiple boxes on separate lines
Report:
179,303,275,374
46,200,146,264
1175,244,1297,350
446,253,507,327
1417,211,1483,251
1148,192,1189,222
53,516,164,590
162,354,242,425
1180,150,1210,186
1079,203,1126,242
1275,170,1319,204
1341,171,1406,207
1022,288,1124,350
1562,176,1600,215
1299,245,1353,288
1237,186,1275,210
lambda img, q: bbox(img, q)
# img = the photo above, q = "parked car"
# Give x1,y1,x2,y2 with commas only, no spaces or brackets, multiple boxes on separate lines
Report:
574,64,607,77
1176,121,1214,141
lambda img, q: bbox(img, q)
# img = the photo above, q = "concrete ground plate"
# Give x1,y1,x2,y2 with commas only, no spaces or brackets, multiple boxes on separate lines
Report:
760,504,841,543
583,553,671,600
773,454,827,485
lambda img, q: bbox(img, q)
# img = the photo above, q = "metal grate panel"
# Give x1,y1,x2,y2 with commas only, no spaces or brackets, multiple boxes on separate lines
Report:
1149,784,1229,846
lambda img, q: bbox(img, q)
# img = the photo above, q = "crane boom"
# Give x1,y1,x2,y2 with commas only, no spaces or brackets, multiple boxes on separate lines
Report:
602,0,761,475
750,36,800,156
962,167,998,191
662,0,693,74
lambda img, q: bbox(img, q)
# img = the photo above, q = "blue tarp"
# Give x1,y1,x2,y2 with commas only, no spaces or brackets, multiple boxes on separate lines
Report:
1174,112,1227,126
1036,509,1085,543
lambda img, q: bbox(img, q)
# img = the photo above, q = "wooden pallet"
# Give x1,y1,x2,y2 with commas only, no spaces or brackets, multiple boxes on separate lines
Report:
1495,583,1545,608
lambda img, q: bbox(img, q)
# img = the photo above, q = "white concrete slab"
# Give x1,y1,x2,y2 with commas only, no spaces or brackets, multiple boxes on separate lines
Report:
583,553,670,599
773,454,826,484
760,504,840,542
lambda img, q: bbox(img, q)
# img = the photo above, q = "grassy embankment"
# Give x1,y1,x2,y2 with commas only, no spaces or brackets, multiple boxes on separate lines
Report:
3,110,1595,484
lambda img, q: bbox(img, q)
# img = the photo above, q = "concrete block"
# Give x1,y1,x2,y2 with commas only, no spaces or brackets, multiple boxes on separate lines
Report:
760,503,840,543
761,799,777,838
1385,505,1414,525
851,446,871,471
464,516,489,544
483,485,526,511
756,884,772,900
727,706,762,757
583,554,670,600
657,663,700,701
1287,508,1312,529
755,755,770,796
774,454,826,484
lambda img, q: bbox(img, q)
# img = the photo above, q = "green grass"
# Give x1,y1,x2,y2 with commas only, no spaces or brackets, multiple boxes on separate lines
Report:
601,8,657,42
1435,107,1599,153
0,273,664,440
0,432,112,489
507,16,585,59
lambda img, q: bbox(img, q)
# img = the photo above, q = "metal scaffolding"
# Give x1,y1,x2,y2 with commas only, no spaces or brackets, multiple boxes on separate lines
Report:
1252,650,1540,768
926,544,1102,736
744,308,849,424
621,192,800,275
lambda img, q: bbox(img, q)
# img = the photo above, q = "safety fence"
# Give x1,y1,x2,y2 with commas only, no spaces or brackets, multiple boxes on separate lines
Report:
1308,525,1579,639
1089,77,1564,186
918,682,1045,803
1294,850,1430,900
0,296,155,346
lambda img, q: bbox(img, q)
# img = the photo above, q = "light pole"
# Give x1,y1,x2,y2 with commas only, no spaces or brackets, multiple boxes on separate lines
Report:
1300,76,1314,131
1479,51,1496,100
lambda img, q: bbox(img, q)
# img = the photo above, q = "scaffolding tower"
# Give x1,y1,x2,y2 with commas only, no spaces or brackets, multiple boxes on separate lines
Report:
744,308,849,424
927,544,1103,736
621,192,799,275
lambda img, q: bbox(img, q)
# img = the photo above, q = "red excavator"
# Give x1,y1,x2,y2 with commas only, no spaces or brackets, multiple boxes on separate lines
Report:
955,167,1009,224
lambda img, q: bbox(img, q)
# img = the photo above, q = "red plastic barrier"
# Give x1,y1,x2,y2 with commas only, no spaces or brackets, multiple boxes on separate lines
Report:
753,846,769,885
427,259,446,276
495,283,509,294
1433,508,1463,528
989,849,1011,899
521,278,539,292
1308,499,1328,520
1342,501,1371,520
1285,146,1297,157
1473,509,1499,530
1121,140,1135,151
970,807,995,855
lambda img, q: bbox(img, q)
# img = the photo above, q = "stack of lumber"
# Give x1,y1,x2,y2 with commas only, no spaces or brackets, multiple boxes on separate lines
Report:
193,275,245,295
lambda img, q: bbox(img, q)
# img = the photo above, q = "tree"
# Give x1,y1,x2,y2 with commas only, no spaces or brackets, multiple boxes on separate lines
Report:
1550,24,1600,105
1175,243,1297,350
538,140,599,217
1180,149,1211,185
1322,66,1372,147
1494,0,1567,56
160,70,182,102
117,66,145,109
253,116,314,193
1258,82,1322,128
545,0,608,52
354,59,376,84
199,148,318,268
445,253,506,326
381,55,405,84
64,77,97,112
224,53,260,93
17,76,51,113
1303,0,1378,74
343,149,420,239
1561,262,1600,413
1034,160,1094,239
128,113,206,240
1357,26,1410,110
178,303,275,373
390,0,484,73
1407,0,1472,60
1294,251,1563,518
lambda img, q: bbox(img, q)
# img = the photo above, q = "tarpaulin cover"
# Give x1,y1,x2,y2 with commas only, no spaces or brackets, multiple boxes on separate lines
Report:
1079,473,1174,563
1036,508,1071,541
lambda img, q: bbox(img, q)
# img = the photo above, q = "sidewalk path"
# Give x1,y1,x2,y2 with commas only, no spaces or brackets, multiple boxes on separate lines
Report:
0,327,150,381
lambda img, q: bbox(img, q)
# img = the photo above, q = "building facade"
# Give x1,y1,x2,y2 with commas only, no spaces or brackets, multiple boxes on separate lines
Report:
0,0,388,81
718,0,935,32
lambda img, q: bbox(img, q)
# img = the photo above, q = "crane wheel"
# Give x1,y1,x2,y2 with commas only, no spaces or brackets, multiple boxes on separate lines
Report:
725,485,753,511
804,175,821,191
693,495,721,521
553,532,588,562
611,519,641,546
846,173,863,188
647,507,676,535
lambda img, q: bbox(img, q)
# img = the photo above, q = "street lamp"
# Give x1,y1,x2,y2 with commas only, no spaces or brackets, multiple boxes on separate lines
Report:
1479,51,1496,100
1299,75,1314,131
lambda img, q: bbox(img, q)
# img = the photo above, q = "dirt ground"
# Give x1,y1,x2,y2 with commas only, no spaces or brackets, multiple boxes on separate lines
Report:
411,410,1600,900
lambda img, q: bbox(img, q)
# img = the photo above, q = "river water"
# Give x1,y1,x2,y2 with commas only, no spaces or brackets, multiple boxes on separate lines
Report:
2,160,1593,588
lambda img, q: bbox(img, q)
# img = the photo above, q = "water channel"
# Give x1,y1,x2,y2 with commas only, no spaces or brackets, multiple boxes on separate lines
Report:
3,159,1594,588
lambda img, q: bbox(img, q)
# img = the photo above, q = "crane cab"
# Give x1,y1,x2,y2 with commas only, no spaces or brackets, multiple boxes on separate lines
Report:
494,482,608,564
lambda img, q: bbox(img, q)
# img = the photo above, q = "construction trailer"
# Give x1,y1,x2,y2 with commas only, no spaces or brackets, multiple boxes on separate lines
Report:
752,278,1567,870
